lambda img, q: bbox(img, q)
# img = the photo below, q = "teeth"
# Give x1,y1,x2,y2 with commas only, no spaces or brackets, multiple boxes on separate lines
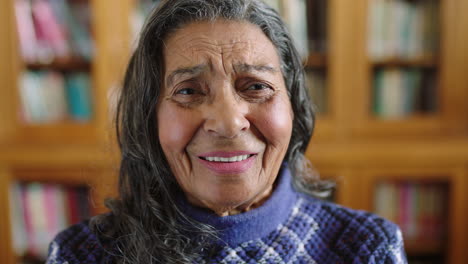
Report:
204,155,250,162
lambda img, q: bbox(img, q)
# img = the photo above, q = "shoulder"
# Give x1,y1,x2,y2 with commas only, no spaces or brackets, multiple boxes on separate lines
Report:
46,220,112,264
295,193,407,263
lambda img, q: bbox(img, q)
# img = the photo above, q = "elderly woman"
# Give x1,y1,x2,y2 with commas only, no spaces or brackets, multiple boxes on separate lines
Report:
47,0,406,263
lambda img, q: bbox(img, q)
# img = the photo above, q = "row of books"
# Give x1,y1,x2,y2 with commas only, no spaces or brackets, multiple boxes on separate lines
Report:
372,68,437,119
9,182,91,259
368,0,439,60
19,71,93,124
265,0,327,58
305,70,327,114
374,181,448,243
14,0,93,64
305,0,327,54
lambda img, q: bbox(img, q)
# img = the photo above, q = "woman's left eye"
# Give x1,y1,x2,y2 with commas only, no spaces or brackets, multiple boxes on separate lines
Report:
246,83,271,91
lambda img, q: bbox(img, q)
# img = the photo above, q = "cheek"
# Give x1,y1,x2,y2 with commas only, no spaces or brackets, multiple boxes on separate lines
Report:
157,104,199,154
252,95,293,146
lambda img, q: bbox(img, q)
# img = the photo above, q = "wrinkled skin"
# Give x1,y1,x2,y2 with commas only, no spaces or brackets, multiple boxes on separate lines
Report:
157,20,293,216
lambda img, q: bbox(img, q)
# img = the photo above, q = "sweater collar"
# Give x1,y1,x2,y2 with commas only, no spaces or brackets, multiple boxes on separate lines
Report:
177,163,297,246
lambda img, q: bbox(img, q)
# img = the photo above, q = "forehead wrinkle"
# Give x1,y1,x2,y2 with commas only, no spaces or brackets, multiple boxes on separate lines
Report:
166,64,208,88
233,63,278,74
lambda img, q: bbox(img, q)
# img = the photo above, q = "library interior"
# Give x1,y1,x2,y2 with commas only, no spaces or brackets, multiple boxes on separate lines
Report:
0,0,467,263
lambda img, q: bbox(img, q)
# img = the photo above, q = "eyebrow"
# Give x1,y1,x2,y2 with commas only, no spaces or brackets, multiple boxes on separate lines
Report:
165,63,278,87
166,64,207,88
233,63,278,74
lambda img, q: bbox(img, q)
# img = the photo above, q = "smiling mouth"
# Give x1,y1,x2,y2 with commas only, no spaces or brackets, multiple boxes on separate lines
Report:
199,154,256,163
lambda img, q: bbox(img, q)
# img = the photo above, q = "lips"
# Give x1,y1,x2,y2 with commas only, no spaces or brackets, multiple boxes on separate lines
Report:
197,151,257,174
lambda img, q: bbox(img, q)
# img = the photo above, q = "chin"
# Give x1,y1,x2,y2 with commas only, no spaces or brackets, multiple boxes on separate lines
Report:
201,188,260,212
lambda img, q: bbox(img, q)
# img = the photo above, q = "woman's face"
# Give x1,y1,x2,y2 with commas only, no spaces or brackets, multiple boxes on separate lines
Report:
157,20,293,216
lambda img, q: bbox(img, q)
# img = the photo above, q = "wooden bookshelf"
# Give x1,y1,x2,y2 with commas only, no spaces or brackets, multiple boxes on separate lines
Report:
0,0,467,263
26,58,92,72
0,0,129,262
371,57,438,68
304,53,327,68
405,239,445,256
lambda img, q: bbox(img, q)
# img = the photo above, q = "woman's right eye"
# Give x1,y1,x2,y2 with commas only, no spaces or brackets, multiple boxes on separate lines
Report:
176,88,197,95
171,84,205,107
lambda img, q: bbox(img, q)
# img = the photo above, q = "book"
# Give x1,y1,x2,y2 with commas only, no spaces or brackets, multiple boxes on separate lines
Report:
14,0,38,63
281,0,309,58
13,0,94,63
42,71,68,122
65,72,93,121
380,68,405,118
25,183,49,258
368,0,387,59
306,0,327,53
67,0,94,61
31,0,70,59
9,182,92,259
65,186,80,224
305,70,327,114
18,71,69,124
18,71,95,124
8,182,28,256
374,181,448,244
368,0,439,59
373,68,430,119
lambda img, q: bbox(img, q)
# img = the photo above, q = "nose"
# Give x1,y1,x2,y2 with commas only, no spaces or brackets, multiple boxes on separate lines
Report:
203,90,250,138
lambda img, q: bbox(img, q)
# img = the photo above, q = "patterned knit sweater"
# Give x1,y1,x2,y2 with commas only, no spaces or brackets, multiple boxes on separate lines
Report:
46,165,407,263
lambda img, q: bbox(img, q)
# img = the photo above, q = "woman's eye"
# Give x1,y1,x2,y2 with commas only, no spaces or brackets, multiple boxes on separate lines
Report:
176,88,197,95
246,83,271,91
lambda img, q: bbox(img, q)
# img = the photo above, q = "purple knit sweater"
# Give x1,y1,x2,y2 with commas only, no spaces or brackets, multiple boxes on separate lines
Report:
46,165,407,263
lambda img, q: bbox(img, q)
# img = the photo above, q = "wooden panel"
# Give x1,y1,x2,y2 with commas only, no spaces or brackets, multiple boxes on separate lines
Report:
307,139,468,167
439,0,468,135
0,144,117,167
0,167,15,264
327,0,359,139
88,168,119,215
91,0,133,141
16,122,98,144
0,0,18,145
447,168,468,264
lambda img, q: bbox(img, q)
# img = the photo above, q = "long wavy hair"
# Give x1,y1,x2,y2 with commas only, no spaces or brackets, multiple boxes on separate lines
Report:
90,0,329,263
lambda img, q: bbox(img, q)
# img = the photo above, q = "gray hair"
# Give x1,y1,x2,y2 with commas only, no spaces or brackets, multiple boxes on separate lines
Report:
90,0,331,263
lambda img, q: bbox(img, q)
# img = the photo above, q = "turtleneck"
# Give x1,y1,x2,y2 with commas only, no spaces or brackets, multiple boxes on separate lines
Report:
177,163,298,246
49,162,408,263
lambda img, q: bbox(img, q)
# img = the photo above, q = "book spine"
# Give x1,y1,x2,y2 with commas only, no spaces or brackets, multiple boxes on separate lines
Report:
14,0,38,63
66,186,80,224
76,187,91,220
65,73,93,121
55,185,70,231
25,183,49,258
282,0,309,58
42,71,68,122
9,182,28,256
31,0,68,61
68,1,94,61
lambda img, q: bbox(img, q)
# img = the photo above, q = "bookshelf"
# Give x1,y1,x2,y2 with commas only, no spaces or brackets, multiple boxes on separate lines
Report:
350,0,468,138
0,0,467,263
0,0,129,262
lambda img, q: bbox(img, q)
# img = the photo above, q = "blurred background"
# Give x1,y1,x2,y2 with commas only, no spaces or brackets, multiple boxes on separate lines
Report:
0,0,467,263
